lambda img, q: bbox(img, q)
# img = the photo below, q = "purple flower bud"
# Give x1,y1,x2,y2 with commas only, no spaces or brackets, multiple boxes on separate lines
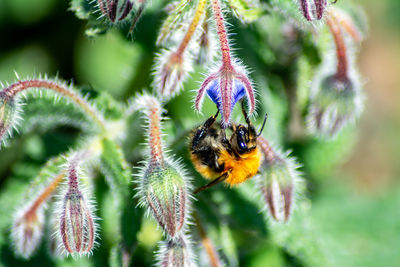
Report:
307,74,363,138
12,207,45,259
58,155,97,256
156,235,195,267
256,137,301,222
297,0,328,21
97,0,134,23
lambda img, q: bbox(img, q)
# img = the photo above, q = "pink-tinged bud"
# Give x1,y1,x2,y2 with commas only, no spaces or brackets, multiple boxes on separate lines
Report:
307,74,363,138
134,94,191,239
156,234,195,267
58,155,96,256
12,206,45,259
97,0,134,23
154,49,193,100
297,0,328,21
256,137,301,222
0,89,21,145
142,164,188,238
11,170,65,259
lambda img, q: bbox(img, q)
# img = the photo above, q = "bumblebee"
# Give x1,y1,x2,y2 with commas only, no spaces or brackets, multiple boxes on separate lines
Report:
189,102,267,194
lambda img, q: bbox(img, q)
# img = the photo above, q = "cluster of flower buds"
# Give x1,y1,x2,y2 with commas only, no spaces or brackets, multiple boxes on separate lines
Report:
134,94,191,240
56,153,97,257
195,0,256,127
156,234,195,267
297,0,328,21
97,0,134,23
256,137,301,222
307,8,364,138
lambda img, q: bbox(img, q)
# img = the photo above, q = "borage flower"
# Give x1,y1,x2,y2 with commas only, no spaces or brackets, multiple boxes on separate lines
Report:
195,0,256,127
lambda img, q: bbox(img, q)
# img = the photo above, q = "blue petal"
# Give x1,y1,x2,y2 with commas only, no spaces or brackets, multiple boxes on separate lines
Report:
231,80,246,111
206,79,222,110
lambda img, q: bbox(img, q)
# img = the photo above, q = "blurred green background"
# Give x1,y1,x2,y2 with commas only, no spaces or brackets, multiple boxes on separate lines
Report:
0,0,400,266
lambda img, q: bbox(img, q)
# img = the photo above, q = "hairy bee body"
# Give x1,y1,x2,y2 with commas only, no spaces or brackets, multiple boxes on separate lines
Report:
189,113,261,189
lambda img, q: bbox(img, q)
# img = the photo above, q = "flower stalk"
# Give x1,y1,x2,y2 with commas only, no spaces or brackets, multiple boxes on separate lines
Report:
1,79,106,133
156,0,207,98
326,14,348,81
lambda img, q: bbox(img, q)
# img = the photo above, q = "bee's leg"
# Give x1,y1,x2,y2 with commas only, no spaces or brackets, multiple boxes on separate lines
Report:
191,110,219,151
241,100,251,127
194,172,229,194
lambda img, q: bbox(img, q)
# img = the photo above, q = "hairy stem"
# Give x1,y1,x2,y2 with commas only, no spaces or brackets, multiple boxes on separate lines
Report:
211,0,232,66
24,172,65,221
176,0,207,56
146,101,165,167
3,79,106,132
326,15,348,81
193,212,220,267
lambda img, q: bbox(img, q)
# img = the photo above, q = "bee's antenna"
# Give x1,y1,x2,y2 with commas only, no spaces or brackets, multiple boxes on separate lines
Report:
257,113,268,137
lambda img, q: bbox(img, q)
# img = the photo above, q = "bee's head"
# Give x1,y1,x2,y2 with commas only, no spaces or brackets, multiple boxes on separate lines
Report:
230,112,267,155
231,124,258,154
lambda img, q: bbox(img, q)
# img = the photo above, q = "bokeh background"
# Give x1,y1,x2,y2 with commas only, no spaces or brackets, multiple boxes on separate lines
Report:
0,0,399,266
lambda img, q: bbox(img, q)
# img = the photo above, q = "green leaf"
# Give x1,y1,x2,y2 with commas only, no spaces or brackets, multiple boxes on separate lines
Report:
100,138,143,265
20,90,94,134
227,0,264,23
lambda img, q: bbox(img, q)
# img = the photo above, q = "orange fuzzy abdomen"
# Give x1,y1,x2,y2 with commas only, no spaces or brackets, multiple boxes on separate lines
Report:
219,148,261,185
190,148,261,185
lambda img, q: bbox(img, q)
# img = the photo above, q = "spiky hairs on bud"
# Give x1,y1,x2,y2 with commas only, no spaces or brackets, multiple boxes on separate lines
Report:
11,157,66,259
55,152,98,257
156,234,196,267
256,137,302,223
296,0,328,21
133,94,192,239
0,87,22,146
307,74,363,138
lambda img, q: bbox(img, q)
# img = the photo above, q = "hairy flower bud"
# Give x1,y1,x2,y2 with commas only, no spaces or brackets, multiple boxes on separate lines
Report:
0,89,20,145
307,74,363,138
134,94,191,239
154,49,193,100
142,164,188,238
297,0,328,21
58,155,96,256
156,235,195,267
97,0,134,23
11,165,65,259
256,137,301,222
12,206,45,259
